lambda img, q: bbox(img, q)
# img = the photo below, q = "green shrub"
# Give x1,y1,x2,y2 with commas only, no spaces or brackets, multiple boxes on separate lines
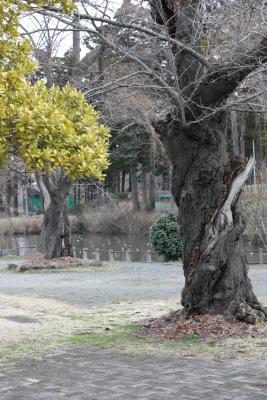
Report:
150,213,182,261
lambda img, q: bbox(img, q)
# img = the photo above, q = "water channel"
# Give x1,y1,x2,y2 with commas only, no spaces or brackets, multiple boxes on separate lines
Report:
0,232,162,262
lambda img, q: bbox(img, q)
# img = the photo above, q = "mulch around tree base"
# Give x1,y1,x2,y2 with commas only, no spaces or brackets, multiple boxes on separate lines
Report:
141,310,266,340
8,252,101,272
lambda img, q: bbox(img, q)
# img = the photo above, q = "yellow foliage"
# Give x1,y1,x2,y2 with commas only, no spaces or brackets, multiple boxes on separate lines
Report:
0,0,110,181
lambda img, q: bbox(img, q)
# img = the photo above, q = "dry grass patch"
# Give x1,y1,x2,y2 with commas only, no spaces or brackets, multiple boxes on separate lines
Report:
0,215,78,236
78,201,159,235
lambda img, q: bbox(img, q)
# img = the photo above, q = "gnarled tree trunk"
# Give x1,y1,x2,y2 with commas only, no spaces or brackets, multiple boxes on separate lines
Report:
148,0,267,323
163,119,267,323
38,173,73,259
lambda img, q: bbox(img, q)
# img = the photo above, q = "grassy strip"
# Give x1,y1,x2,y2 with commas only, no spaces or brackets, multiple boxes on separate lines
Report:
60,321,267,360
0,294,267,366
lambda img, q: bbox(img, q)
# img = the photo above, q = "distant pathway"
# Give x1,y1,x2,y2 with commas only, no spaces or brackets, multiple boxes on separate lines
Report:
0,262,266,307
0,261,184,307
0,346,267,399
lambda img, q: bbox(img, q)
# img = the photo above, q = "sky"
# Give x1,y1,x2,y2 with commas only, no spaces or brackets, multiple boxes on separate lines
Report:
21,0,126,56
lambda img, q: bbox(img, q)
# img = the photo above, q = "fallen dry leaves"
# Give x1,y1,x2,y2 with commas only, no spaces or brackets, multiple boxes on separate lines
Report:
141,310,265,340
28,252,80,267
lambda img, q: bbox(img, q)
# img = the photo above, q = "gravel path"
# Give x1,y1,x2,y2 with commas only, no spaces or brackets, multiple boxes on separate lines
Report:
0,262,184,307
0,262,266,307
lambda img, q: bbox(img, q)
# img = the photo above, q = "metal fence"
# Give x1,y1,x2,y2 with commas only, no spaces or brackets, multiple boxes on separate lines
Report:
73,248,158,263
0,246,267,264
73,247,267,264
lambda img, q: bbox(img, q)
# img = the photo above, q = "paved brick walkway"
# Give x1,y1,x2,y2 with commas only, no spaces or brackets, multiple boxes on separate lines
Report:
1,346,267,400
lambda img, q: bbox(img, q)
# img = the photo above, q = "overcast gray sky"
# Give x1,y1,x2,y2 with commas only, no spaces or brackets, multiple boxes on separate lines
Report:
21,0,126,56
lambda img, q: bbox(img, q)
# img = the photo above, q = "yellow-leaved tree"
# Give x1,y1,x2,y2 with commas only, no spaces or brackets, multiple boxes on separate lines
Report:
0,1,110,258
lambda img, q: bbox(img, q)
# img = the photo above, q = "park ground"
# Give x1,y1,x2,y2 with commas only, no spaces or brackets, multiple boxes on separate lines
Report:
0,258,266,399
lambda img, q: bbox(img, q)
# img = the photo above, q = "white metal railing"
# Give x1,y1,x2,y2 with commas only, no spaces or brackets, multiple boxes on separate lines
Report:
72,247,267,265
0,246,266,265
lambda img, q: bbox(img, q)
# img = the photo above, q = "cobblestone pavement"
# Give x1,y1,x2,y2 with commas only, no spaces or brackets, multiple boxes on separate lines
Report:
0,346,267,400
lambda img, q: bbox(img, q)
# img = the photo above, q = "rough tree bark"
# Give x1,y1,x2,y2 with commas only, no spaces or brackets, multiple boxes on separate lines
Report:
150,0,267,322
159,118,266,323
38,173,74,259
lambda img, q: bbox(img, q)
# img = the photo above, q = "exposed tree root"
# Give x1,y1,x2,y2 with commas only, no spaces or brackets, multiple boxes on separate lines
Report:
236,302,267,324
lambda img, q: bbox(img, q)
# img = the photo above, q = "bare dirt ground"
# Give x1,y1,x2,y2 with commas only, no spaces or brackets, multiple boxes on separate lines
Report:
0,260,266,364
0,292,181,364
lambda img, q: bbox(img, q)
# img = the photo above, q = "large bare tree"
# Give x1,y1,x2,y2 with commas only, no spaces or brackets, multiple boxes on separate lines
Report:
147,0,267,323
30,0,267,321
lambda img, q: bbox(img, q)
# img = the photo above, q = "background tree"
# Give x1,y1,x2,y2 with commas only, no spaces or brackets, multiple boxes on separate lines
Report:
107,122,157,210
0,0,110,259
27,0,174,212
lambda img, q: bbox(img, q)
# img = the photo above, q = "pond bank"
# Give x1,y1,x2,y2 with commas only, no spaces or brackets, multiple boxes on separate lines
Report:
0,215,79,236
0,206,159,237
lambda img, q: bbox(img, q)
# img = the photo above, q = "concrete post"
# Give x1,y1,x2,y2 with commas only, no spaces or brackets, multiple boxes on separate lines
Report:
259,248,264,265
146,249,152,262
95,248,101,262
125,248,131,262
83,248,89,260
108,249,114,262
76,249,81,258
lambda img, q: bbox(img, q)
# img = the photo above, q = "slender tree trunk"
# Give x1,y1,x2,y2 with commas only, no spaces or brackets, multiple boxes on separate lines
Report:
147,172,155,212
130,166,140,210
121,171,126,192
142,170,155,212
141,168,148,210
146,127,156,211
38,176,73,259
12,176,19,216
111,170,118,194
163,119,267,323
117,172,121,194
128,173,132,192
6,179,12,215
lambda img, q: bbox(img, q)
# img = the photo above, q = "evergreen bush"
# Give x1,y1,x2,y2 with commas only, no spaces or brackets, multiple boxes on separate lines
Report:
150,214,182,261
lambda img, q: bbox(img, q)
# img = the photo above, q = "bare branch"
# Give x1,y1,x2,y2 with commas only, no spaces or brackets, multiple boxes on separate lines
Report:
33,5,211,69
